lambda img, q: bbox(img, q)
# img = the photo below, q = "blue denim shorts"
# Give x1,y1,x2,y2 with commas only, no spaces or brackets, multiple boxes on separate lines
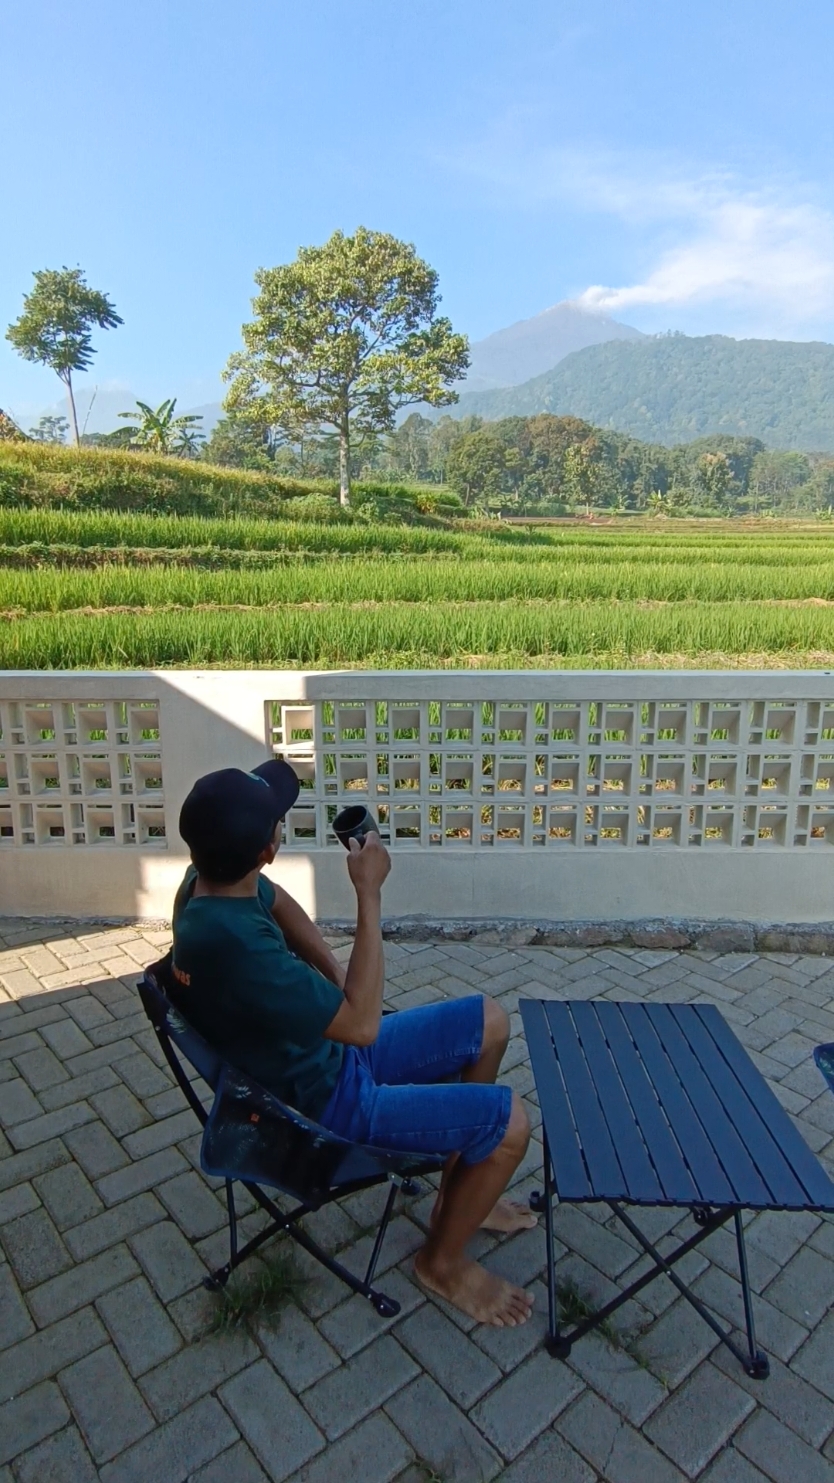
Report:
319,996,512,1166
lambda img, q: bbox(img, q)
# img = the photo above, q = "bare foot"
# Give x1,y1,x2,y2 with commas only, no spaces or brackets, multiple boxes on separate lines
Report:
480,1198,538,1234
429,1195,537,1235
414,1252,534,1327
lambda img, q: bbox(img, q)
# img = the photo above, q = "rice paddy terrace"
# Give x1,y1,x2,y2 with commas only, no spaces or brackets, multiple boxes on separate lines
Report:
2,507,834,669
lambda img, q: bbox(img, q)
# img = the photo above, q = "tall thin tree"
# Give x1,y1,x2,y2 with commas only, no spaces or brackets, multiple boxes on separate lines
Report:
6,268,122,445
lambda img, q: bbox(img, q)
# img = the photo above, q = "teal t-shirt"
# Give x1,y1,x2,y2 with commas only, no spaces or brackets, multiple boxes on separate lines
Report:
171,868,344,1118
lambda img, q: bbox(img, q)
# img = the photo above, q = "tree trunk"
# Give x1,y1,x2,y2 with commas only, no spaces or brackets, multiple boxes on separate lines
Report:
339,422,351,507
64,372,80,447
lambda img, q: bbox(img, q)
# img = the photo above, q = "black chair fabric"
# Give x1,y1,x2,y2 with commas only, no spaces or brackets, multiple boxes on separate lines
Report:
140,959,440,1206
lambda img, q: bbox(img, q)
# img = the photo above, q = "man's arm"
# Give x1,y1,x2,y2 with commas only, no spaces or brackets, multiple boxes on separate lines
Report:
269,883,346,990
324,833,391,1047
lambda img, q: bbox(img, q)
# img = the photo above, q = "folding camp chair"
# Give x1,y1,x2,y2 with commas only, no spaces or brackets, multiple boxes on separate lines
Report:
138,961,445,1316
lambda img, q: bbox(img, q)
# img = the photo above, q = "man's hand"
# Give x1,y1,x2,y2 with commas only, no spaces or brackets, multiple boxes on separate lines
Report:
346,831,391,898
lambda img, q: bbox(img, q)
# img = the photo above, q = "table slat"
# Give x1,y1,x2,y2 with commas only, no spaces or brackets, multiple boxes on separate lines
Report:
522,997,834,1214
544,1003,624,1196
519,999,592,1200
671,1006,808,1207
594,1002,700,1205
642,1005,771,1206
695,1005,834,1210
570,1003,664,1203
620,1004,735,1205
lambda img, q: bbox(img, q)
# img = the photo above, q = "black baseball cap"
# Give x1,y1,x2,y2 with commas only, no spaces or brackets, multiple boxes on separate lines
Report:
179,760,300,882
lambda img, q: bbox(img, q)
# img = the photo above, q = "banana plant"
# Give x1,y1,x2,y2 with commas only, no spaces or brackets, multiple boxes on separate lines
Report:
118,398,204,456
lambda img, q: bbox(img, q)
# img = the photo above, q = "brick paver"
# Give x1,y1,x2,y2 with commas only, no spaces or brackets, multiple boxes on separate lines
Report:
2,921,834,1479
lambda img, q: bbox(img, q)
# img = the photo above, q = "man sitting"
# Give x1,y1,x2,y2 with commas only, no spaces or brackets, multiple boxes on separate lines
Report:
171,760,535,1328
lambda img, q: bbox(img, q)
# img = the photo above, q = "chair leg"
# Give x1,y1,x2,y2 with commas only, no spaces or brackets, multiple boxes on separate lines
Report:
363,1180,399,1291
241,1179,405,1317
734,1210,770,1379
202,1177,410,1319
226,1181,238,1264
203,1180,242,1292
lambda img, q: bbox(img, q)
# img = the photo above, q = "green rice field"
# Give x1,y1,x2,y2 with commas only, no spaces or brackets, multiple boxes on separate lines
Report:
2,506,834,669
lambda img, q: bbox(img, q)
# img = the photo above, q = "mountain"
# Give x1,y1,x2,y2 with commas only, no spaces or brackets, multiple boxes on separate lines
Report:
453,334,834,452
182,402,222,433
462,300,644,393
19,386,137,437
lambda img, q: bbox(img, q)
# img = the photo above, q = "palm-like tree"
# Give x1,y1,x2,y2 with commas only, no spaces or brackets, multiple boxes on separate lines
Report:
172,425,206,459
118,398,204,456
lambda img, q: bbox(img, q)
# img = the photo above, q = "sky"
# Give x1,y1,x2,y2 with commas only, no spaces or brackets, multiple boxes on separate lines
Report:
2,0,834,427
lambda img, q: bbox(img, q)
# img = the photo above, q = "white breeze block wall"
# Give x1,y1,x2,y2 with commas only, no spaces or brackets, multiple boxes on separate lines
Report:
2,669,834,925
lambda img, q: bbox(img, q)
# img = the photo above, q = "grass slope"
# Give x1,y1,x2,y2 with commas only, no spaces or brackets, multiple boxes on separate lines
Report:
0,441,458,518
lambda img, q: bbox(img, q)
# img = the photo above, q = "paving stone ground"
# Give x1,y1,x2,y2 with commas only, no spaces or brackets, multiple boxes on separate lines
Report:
2,921,834,1481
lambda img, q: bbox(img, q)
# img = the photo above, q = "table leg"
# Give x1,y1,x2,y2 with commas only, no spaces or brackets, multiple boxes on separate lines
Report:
540,1128,571,1358
735,1210,770,1379
611,1201,771,1381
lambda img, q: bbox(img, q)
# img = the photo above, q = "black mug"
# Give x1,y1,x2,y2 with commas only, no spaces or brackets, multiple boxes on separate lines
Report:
332,805,380,849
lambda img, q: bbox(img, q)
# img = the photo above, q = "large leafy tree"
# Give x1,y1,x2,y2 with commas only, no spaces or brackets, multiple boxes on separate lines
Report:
224,228,470,505
6,268,122,446
427,414,476,485
204,414,276,470
694,451,735,510
386,412,433,482
447,428,519,508
810,461,834,511
118,399,204,457
749,449,811,510
562,443,600,511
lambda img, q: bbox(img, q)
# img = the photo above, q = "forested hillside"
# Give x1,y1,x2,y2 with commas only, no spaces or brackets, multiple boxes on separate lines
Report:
196,405,834,516
437,417,834,514
453,334,834,452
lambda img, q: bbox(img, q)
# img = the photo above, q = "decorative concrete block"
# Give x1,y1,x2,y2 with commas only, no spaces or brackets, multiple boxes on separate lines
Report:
0,1306,106,1404
98,1395,238,1483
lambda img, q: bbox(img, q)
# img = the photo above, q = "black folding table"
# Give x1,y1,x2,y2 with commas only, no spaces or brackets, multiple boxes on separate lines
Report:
521,997,834,1378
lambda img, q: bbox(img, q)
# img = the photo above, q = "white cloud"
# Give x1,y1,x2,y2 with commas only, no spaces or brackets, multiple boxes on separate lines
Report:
442,126,834,332
576,190,834,326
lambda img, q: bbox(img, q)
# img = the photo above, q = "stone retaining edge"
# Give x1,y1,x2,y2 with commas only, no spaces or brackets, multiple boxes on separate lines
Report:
3,913,834,956
320,917,834,955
